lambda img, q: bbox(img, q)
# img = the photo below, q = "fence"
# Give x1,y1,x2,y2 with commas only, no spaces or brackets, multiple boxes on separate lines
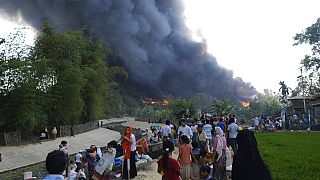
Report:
290,124,320,131
59,120,99,138
0,131,21,145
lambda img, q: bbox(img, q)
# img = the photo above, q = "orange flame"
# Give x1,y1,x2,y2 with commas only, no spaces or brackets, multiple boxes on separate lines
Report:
241,101,250,107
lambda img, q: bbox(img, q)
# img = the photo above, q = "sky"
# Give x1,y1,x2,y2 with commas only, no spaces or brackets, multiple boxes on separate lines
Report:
0,0,320,94
183,0,320,93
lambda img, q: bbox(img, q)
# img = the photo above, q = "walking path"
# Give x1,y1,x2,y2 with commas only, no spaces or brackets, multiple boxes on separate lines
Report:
0,117,162,173
0,123,120,173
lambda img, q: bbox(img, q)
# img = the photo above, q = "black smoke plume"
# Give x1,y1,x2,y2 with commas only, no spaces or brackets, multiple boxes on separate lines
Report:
0,0,257,100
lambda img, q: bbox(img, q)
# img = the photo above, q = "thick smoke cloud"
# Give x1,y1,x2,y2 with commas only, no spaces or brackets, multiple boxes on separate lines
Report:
0,0,257,100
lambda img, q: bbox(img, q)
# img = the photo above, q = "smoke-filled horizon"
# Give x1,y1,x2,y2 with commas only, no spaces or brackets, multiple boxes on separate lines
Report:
0,0,257,100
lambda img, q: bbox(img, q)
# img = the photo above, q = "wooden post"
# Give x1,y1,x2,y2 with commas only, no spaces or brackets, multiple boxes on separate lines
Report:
3,132,7,145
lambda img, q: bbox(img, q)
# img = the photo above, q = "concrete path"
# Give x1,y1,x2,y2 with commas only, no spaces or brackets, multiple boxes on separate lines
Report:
0,127,121,173
0,117,162,173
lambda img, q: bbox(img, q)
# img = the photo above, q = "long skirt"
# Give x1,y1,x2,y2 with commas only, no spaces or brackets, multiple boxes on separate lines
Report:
122,151,137,179
214,150,226,180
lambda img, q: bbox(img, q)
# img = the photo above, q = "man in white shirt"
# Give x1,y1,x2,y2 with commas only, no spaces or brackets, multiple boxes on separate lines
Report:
227,117,239,155
203,119,213,149
178,119,193,140
161,120,171,140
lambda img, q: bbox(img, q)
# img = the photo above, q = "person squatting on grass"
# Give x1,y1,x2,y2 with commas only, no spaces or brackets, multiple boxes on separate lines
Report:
157,139,180,180
232,129,272,180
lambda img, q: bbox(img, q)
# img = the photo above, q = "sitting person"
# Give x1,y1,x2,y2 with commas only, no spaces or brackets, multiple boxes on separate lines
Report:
150,132,160,144
136,136,149,155
43,150,67,180
106,140,117,173
85,145,99,179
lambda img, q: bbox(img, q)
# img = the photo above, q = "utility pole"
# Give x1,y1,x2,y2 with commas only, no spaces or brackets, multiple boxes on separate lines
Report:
300,67,307,114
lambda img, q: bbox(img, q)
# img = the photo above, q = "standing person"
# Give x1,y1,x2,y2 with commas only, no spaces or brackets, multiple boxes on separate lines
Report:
59,140,69,178
75,150,82,172
43,150,67,180
178,119,193,140
203,120,213,151
70,125,75,137
51,127,57,139
161,120,172,141
177,135,193,180
44,127,49,139
157,140,180,180
191,141,201,180
254,117,260,131
216,118,225,133
212,127,227,180
197,124,208,153
191,120,198,143
121,126,137,179
227,117,239,155
232,129,272,180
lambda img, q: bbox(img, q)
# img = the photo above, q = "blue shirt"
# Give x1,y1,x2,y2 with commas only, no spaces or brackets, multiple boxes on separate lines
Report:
42,174,64,180
217,122,225,132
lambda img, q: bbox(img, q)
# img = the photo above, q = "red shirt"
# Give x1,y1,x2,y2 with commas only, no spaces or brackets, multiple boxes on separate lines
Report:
179,144,192,164
158,157,180,180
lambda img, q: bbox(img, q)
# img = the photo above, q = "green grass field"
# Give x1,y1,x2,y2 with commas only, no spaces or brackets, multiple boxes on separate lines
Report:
255,132,320,180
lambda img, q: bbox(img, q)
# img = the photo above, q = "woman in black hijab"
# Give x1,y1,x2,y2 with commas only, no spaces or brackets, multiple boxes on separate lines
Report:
232,129,272,180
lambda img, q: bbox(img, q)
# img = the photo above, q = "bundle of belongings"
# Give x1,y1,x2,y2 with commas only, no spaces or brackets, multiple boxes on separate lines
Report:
91,140,153,180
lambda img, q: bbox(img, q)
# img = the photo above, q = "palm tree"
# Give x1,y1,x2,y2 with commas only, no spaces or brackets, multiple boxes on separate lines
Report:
211,98,233,116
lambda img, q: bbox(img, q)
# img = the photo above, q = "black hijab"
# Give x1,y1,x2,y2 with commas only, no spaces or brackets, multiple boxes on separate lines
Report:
232,129,272,180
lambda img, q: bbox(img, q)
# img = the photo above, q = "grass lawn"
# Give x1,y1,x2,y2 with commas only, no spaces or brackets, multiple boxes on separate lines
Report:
255,132,320,180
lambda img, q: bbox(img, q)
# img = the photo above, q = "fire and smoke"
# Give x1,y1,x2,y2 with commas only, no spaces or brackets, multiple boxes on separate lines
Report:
140,97,169,106
0,0,257,100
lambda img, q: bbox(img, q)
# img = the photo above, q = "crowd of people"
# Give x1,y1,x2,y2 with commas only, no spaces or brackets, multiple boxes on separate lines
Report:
41,115,272,180
155,115,272,180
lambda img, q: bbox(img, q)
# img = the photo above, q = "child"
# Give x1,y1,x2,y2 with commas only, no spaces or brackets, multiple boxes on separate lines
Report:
200,165,215,180
68,160,77,180
191,141,201,180
157,139,180,180
76,164,86,180
178,135,193,180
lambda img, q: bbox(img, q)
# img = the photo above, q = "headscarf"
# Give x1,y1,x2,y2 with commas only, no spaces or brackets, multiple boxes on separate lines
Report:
214,127,223,161
121,126,132,159
232,129,272,180
135,128,142,139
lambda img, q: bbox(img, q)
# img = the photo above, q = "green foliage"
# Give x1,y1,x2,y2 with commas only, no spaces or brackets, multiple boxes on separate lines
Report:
169,98,196,120
133,105,172,121
0,22,130,136
256,132,320,180
211,97,234,116
236,90,284,123
190,93,214,112
294,18,320,93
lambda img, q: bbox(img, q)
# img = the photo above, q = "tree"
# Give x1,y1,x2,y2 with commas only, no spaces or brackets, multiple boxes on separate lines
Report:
211,98,234,116
170,98,196,120
294,18,320,93
0,28,44,136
